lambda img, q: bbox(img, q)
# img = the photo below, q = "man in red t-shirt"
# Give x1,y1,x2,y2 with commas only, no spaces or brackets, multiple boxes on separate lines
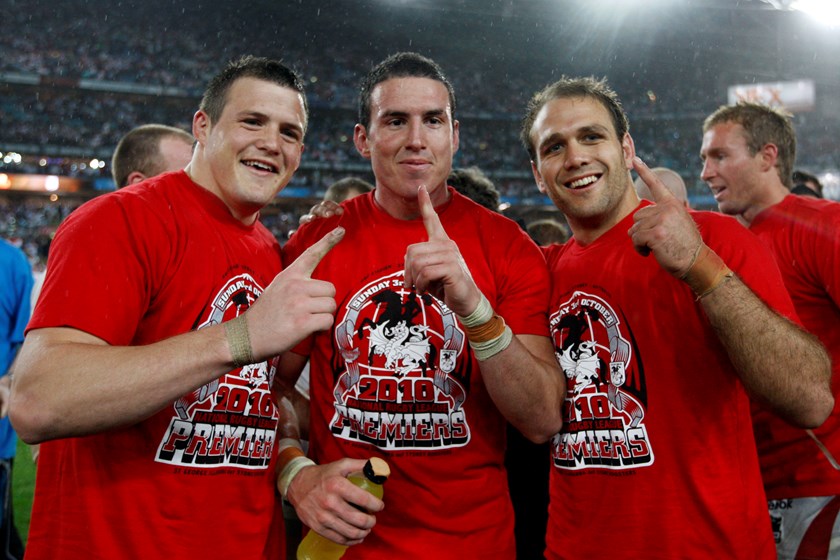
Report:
9,56,345,559
520,77,833,559
276,52,566,559
702,102,840,559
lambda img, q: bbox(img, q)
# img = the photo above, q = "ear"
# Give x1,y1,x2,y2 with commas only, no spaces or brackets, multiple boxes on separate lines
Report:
354,124,371,159
759,143,779,173
192,110,210,145
452,119,460,155
531,160,547,194
621,132,636,170
126,171,147,186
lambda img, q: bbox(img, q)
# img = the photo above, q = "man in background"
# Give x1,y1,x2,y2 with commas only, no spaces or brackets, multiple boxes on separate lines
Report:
633,166,690,208
111,123,194,188
702,102,840,559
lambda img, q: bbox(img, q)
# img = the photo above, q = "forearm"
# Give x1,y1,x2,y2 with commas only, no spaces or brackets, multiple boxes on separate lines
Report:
701,275,833,428
10,325,235,443
478,334,565,443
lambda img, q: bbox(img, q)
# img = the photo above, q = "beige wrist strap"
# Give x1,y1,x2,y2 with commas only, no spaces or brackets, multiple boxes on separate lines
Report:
225,315,254,368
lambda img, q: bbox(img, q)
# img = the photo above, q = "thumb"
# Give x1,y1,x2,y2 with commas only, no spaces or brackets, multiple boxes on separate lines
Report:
418,185,449,241
287,227,345,277
633,157,673,203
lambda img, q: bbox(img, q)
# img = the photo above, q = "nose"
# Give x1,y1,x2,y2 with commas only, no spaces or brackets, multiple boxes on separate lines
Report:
563,141,588,169
700,158,714,182
257,128,281,154
405,119,425,151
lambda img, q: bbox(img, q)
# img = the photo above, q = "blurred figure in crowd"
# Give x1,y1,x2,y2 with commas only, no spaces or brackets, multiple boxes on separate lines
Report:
111,124,194,188
633,166,690,208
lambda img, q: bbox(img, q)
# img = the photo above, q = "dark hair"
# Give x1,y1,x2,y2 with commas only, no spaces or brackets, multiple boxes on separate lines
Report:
111,124,193,187
703,102,796,188
447,166,500,212
358,52,456,129
200,55,308,129
521,76,629,161
792,169,823,197
324,176,374,203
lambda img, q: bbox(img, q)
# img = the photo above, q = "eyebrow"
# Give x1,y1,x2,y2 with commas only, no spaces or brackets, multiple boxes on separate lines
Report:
379,108,448,120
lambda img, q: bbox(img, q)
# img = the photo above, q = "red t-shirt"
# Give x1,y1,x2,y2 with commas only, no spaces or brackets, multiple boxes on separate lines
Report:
283,188,549,560
543,203,793,559
750,194,840,499
26,172,285,559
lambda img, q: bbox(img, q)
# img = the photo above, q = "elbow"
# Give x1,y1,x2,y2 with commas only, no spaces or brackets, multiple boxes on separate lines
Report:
9,389,58,445
798,393,835,430
519,416,563,445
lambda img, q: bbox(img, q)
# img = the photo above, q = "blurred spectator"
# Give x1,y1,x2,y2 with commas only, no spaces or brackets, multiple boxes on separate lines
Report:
526,218,570,246
791,169,823,199
323,176,373,203
633,166,690,208
448,166,501,212
111,124,194,187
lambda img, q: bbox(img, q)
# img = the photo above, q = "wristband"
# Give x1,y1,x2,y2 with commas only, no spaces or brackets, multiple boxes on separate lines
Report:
458,293,494,328
470,325,514,361
276,438,315,498
679,244,732,299
225,314,254,368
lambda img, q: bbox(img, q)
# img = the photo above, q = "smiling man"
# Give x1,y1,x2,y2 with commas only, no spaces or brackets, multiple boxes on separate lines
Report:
702,102,840,559
10,56,344,559
277,52,565,559
521,77,832,559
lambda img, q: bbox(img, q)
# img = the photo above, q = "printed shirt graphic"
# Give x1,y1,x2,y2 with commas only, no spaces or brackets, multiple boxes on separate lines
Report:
25,172,285,559
542,204,789,560
550,290,652,470
158,273,279,469
329,270,469,450
283,189,549,560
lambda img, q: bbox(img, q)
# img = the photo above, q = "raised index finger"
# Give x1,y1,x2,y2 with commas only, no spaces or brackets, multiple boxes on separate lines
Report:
418,185,449,241
288,226,345,277
633,157,674,203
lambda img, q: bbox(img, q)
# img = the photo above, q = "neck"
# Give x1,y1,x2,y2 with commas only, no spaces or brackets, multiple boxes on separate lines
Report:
374,183,451,220
740,181,788,226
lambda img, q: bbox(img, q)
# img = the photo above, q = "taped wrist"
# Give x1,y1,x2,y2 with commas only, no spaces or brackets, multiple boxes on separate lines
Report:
458,293,514,361
225,314,254,368
276,438,315,499
680,244,734,300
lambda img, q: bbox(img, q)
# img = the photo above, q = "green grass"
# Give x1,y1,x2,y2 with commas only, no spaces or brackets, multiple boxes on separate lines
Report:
12,438,36,543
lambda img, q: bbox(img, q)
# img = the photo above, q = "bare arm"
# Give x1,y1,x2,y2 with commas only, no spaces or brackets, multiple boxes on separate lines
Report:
10,228,345,443
274,351,383,546
629,157,832,428
699,274,832,427
404,186,565,442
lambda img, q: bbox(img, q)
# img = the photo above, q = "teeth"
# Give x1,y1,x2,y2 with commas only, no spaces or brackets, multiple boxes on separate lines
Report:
569,176,598,189
244,161,275,173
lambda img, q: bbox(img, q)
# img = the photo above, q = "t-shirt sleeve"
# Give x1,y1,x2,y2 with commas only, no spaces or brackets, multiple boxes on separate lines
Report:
699,213,799,323
492,222,551,337
28,196,165,346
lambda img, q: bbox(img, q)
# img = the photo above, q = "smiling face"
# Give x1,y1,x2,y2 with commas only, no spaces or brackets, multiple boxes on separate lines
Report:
354,76,459,219
529,95,638,244
189,76,306,223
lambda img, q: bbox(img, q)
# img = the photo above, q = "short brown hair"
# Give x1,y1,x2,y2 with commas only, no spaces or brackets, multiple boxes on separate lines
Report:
111,124,193,187
521,76,629,161
703,102,796,188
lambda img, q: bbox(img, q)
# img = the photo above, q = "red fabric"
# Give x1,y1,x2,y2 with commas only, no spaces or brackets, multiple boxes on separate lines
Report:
750,194,840,500
543,203,788,559
26,172,285,559
283,188,549,559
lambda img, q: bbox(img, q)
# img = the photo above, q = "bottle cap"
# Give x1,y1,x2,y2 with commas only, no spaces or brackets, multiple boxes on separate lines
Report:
364,457,390,484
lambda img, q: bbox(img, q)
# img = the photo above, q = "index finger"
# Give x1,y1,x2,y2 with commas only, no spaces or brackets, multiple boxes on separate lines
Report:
418,185,449,241
633,157,674,203
288,226,345,277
